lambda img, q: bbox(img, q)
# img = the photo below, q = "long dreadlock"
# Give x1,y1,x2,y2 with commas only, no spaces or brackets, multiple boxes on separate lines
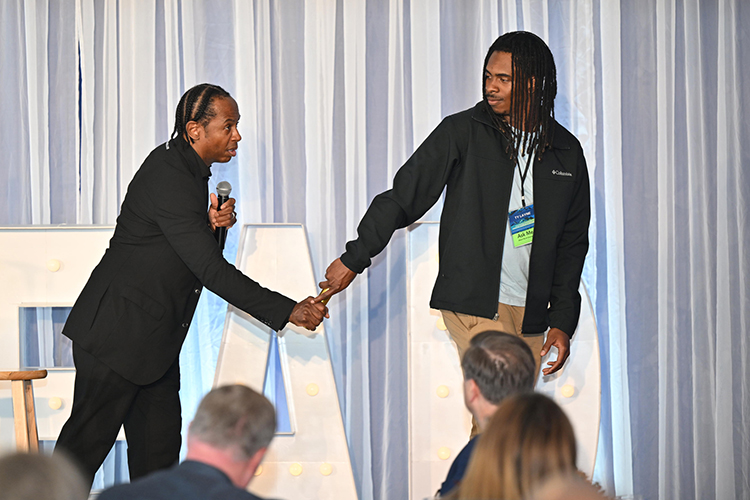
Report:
171,84,231,143
482,31,557,161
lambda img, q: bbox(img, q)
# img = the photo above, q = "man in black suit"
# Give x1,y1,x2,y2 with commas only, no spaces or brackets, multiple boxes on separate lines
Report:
99,385,277,500
55,84,328,486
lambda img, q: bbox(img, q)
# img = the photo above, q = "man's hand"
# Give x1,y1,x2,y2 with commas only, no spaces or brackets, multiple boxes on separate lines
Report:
318,258,357,303
540,327,571,376
208,193,237,231
288,296,329,331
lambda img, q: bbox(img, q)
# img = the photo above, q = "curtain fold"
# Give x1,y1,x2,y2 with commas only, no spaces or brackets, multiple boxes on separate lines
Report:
2,1,749,498
598,0,634,496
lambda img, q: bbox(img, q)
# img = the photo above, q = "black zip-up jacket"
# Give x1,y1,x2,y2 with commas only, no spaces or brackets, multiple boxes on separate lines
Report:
340,102,590,336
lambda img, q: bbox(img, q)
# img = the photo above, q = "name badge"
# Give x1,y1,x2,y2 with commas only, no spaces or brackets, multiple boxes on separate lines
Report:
508,204,534,247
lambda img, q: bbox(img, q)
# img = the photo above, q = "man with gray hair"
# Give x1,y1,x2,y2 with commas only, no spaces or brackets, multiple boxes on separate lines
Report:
99,384,276,500
438,330,536,496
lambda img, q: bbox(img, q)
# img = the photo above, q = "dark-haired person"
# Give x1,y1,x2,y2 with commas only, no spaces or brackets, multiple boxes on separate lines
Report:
320,31,589,379
438,331,536,497
54,84,328,487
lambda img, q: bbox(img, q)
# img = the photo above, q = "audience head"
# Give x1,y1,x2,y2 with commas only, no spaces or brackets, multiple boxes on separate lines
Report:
460,331,536,428
188,384,276,462
457,393,577,500
0,452,88,500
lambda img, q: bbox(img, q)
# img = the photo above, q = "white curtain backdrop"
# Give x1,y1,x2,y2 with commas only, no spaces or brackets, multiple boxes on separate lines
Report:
1,1,748,499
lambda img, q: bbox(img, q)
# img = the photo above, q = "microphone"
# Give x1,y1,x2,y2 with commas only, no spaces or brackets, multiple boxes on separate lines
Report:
215,181,232,250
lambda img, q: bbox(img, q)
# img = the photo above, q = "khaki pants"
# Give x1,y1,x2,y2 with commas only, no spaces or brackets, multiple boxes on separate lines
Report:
441,303,544,436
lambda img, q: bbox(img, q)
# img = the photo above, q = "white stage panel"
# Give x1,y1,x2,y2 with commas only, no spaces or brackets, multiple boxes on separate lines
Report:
0,226,116,451
214,224,358,500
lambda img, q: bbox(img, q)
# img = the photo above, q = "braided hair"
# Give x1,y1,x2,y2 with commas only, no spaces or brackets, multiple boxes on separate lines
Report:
171,83,231,143
482,31,557,161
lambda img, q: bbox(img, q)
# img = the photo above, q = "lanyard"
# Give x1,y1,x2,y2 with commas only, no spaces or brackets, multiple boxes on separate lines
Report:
517,153,533,207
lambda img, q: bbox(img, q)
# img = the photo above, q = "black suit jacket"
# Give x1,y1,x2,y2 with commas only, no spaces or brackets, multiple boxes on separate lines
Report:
98,460,268,500
64,137,296,385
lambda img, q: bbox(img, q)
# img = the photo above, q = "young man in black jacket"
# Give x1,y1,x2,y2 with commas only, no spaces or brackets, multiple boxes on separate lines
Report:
320,32,590,378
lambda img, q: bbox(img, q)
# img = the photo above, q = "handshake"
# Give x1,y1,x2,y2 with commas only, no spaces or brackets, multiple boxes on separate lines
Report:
210,198,355,333
286,258,357,331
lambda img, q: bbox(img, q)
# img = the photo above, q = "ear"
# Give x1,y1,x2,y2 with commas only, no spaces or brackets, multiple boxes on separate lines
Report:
464,378,480,404
234,447,267,489
185,120,203,143
244,447,267,484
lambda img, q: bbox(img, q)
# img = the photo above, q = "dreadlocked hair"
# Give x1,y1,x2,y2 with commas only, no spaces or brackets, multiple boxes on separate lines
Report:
171,83,231,143
482,31,557,161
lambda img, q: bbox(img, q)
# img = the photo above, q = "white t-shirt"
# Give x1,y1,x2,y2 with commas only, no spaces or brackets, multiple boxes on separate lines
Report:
499,146,533,306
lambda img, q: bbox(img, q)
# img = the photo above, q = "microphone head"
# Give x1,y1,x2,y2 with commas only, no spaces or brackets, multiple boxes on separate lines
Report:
216,181,232,197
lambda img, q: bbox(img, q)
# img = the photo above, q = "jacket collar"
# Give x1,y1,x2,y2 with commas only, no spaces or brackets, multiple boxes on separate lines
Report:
470,101,570,151
168,135,212,179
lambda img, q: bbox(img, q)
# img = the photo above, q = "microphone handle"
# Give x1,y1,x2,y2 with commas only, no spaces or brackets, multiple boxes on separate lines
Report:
216,194,229,250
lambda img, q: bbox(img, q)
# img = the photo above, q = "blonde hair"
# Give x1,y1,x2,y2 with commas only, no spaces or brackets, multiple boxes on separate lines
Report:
528,473,610,500
456,393,577,500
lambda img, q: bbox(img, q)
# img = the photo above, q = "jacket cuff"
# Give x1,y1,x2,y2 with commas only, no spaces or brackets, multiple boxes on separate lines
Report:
264,296,297,332
548,319,577,338
340,249,367,274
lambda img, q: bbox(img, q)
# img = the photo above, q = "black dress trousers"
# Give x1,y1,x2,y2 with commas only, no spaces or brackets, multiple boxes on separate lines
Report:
55,343,182,486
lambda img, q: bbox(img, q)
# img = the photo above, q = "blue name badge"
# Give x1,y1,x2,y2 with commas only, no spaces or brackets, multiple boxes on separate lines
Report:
508,204,535,247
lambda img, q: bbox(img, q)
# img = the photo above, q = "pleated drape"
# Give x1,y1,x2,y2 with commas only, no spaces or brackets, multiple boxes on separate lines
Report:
1,1,748,498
